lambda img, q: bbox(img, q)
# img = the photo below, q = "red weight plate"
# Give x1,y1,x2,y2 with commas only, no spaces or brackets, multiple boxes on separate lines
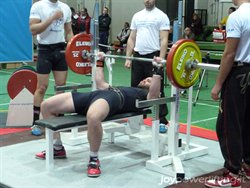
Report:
7,69,37,99
65,33,92,75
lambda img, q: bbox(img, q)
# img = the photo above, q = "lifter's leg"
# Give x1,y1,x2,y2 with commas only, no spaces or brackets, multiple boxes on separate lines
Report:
87,99,109,152
86,99,110,177
35,93,75,159
41,92,75,142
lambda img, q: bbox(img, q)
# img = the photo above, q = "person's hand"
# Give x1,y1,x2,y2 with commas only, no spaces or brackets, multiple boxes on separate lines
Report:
211,84,221,101
124,59,132,69
52,10,63,20
121,37,125,42
97,51,105,61
152,56,164,68
152,56,165,76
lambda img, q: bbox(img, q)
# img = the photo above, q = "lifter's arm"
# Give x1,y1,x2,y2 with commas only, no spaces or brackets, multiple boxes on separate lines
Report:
147,75,161,99
95,53,110,90
147,56,165,99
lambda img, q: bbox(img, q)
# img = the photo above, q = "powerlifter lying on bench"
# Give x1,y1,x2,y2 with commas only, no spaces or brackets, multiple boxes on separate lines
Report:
35,52,164,177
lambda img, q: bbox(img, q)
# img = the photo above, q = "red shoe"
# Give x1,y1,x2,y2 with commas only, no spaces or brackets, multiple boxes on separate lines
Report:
205,172,241,188
87,159,101,177
240,163,250,180
35,146,66,159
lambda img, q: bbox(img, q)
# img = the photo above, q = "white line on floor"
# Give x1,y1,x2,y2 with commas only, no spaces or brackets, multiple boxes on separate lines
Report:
0,103,9,106
0,70,12,74
180,99,219,108
191,117,218,124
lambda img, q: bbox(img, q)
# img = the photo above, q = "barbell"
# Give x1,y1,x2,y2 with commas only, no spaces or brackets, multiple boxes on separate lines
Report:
65,33,220,89
81,50,166,64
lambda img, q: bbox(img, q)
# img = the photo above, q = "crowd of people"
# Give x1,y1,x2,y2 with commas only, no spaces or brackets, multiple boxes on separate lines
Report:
28,0,250,187
70,7,91,35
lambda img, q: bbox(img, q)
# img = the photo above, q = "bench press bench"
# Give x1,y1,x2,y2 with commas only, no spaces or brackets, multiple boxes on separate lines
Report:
35,109,151,170
35,95,208,178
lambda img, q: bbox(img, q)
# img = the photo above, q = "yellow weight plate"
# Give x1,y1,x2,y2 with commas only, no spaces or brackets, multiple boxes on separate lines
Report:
167,39,202,89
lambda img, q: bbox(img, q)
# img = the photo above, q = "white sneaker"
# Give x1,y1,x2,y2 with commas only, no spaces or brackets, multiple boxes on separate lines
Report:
205,172,241,188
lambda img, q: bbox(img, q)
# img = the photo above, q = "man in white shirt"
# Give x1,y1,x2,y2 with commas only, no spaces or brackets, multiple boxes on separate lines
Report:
206,1,250,187
29,0,73,136
125,0,170,126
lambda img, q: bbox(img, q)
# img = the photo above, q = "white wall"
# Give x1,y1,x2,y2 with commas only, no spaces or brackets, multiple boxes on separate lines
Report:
63,0,143,42
194,0,235,26
207,0,218,26
194,0,208,9
83,0,143,43
110,0,144,42
218,0,235,21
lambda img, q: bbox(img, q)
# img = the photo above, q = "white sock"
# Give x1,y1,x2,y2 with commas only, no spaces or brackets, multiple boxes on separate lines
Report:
53,139,63,150
90,151,98,158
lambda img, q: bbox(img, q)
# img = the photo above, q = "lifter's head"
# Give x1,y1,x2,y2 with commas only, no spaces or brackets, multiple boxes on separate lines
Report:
138,77,152,89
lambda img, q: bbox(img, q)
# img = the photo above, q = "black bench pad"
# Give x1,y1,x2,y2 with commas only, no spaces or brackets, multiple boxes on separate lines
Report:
35,109,151,131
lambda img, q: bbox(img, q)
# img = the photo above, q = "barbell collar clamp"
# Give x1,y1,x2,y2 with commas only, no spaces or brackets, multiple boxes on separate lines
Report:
185,59,198,70
185,59,220,72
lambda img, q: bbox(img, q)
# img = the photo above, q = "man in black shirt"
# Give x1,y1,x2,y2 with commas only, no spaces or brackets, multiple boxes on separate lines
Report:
35,52,163,177
99,7,111,52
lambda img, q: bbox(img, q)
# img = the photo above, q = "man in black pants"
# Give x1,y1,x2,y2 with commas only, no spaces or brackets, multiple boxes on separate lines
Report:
125,0,170,125
205,0,250,187
99,6,111,53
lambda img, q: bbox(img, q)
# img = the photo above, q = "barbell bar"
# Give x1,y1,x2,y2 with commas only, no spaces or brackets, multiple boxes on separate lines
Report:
185,60,220,71
65,34,223,89
81,50,166,64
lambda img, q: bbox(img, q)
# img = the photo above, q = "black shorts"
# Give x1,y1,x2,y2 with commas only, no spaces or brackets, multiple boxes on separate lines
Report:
71,90,122,116
37,43,68,74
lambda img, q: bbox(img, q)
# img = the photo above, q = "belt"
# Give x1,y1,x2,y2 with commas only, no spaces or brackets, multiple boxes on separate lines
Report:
38,42,66,50
134,51,160,56
108,86,124,109
234,61,250,67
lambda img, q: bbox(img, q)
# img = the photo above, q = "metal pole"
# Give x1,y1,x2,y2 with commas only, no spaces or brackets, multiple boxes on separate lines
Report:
185,86,193,151
185,60,220,71
90,0,100,91
103,54,166,64
197,63,220,71
83,51,221,70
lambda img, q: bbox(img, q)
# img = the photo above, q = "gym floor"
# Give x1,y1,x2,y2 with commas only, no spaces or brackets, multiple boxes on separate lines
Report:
0,55,223,188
